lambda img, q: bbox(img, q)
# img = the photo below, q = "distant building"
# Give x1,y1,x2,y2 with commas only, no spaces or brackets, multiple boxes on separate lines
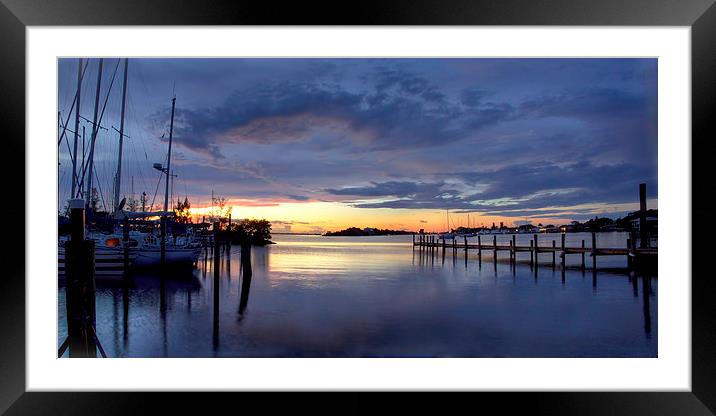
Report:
631,217,658,233
518,224,538,233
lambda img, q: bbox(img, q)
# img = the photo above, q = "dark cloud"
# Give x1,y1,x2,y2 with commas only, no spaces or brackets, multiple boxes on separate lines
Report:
343,161,656,215
150,67,517,158
518,87,653,120
327,181,422,198
58,58,658,222
286,194,311,201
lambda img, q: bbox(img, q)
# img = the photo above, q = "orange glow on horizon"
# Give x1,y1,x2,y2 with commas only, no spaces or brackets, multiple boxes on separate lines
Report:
185,198,658,234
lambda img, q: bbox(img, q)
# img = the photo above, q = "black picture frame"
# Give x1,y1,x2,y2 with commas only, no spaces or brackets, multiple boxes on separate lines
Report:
1,0,711,414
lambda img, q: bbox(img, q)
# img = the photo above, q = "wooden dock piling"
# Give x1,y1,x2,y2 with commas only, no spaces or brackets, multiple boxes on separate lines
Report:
591,232,597,270
529,240,534,266
239,241,253,315
560,233,566,268
212,222,220,347
552,239,556,268
477,235,482,259
581,240,585,269
64,199,98,358
493,235,497,260
511,235,516,263
639,183,648,248
122,216,130,274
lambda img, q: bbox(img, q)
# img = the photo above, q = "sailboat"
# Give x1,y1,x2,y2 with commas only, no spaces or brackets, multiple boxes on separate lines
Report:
58,58,201,275
112,92,202,267
439,209,456,240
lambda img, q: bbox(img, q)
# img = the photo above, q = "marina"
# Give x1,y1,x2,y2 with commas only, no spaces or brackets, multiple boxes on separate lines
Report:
56,57,659,359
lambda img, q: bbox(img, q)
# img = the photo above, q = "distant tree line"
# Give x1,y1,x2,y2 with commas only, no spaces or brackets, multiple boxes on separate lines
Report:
324,227,414,237
215,218,274,246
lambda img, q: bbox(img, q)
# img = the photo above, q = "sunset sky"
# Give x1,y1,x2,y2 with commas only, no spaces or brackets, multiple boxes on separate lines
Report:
57,58,658,233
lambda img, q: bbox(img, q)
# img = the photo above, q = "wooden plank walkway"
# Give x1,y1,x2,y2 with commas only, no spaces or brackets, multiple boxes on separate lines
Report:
411,232,657,270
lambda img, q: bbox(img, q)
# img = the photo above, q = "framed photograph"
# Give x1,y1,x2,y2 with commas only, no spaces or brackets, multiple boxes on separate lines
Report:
2,0,712,413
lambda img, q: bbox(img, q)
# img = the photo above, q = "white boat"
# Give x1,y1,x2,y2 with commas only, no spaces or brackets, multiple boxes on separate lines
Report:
127,231,202,267
132,246,202,267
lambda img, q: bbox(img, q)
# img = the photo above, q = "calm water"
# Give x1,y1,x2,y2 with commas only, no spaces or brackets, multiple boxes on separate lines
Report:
58,233,657,357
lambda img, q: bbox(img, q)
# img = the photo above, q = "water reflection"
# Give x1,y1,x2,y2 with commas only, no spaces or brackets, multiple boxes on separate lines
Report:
58,234,657,358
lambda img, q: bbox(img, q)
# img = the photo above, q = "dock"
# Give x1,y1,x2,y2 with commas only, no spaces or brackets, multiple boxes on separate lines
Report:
412,232,657,270
413,183,657,271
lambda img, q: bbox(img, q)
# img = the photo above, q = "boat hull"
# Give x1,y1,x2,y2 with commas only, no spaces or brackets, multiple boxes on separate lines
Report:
131,247,202,267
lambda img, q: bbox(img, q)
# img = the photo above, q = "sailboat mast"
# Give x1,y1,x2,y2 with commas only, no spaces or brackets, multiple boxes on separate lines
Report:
85,58,104,207
160,96,176,265
71,58,82,198
163,96,176,216
113,58,129,212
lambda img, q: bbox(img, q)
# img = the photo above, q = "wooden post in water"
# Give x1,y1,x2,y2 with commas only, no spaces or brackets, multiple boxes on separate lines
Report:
239,240,253,315
213,222,221,266
627,238,633,269
533,234,538,265
464,235,468,257
493,235,497,261
64,199,97,358
639,183,648,248
227,212,232,253
241,241,252,278
122,216,130,274
212,221,221,348
561,233,566,268
591,231,597,270
511,234,516,263
552,239,556,268
581,240,586,269
529,240,534,266
477,235,482,260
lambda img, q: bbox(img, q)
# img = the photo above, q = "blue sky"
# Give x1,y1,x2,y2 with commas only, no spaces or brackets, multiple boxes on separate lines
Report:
58,58,657,231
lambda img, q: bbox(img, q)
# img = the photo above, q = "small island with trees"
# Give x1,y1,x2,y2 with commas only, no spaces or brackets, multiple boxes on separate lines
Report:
323,227,414,237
